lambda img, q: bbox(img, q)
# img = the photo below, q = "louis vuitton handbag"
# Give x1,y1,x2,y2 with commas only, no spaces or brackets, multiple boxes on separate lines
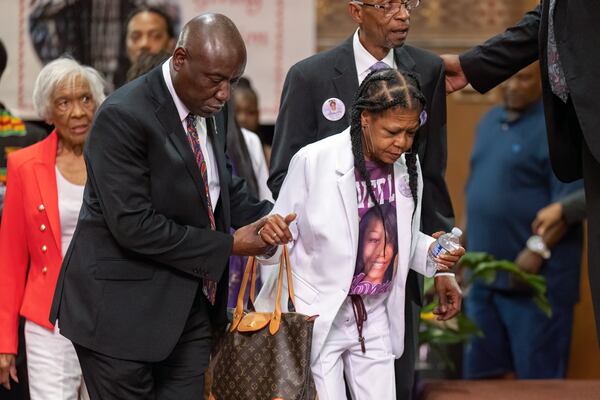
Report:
209,246,318,400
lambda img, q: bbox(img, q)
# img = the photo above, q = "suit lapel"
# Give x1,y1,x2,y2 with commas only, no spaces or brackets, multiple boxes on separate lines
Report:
336,133,359,251
33,132,61,252
394,46,416,73
333,38,360,121
148,69,210,212
392,157,412,289
539,0,549,66
163,117,210,212
394,47,429,159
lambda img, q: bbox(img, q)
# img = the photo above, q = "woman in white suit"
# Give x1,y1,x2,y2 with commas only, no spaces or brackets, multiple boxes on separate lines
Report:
257,69,464,400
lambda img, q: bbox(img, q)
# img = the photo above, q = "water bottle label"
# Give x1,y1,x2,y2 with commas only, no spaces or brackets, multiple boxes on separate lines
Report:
431,242,446,257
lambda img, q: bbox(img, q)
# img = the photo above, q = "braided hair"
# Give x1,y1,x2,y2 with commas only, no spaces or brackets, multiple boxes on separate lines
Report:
350,68,427,229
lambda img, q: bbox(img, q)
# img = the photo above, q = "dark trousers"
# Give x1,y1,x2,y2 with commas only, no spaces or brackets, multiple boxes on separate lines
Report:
74,291,213,400
464,285,573,379
583,139,600,345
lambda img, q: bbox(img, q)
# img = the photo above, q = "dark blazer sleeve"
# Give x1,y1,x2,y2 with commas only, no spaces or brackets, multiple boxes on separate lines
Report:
267,64,319,199
561,188,587,224
420,61,454,233
84,105,232,282
460,5,541,93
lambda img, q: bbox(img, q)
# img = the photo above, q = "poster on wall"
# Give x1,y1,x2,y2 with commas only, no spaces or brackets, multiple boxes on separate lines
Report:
0,0,315,123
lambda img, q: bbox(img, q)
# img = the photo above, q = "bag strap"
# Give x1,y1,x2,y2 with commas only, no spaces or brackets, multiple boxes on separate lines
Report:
269,245,297,334
230,256,258,332
230,246,297,335
283,245,296,312
249,258,258,306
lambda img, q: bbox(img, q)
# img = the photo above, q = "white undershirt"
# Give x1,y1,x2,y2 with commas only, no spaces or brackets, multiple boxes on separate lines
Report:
240,128,273,202
353,29,397,85
56,167,85,258
161,59,221,209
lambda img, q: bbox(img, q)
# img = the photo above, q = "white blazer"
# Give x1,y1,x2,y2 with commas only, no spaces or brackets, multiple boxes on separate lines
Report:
256,128,436,361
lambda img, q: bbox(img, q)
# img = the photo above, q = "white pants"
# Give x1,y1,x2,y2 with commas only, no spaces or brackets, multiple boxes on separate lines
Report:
312,299,396,400
24,320,89,400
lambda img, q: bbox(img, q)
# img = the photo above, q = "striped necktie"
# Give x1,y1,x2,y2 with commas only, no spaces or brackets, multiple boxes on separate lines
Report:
185,113,217,304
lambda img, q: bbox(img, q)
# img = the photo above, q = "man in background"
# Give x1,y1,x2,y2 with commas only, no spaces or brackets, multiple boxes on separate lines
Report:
268,1,460,397
463,63,583,379
233,77,271,165
29,1,179,89
114,5,177,87
443,1,600,344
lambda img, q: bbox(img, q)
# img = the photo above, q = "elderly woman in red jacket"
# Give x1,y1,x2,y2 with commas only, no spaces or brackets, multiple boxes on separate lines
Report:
0,58,105,399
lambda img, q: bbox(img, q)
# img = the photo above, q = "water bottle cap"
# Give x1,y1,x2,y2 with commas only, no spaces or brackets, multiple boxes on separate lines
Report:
451,227,463,237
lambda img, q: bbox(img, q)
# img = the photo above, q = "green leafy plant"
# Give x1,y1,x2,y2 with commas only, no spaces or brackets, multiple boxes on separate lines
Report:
459,252,551,317
419,251,552,371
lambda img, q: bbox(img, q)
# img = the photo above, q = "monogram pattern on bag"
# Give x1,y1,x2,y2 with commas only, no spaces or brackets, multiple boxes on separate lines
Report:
211,312,317,400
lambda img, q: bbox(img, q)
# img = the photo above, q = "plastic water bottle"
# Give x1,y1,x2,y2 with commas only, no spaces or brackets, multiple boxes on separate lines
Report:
430,227,463,257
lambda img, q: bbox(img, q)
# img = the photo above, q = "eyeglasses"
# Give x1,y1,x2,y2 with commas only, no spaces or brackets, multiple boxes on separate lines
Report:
353,0,421,17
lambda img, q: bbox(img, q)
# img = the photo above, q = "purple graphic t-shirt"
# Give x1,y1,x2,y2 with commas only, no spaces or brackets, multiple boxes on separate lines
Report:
350,161,398,296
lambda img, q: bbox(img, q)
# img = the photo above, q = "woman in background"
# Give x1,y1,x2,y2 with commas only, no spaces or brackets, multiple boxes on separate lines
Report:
234,77,272,166
0,58,105,399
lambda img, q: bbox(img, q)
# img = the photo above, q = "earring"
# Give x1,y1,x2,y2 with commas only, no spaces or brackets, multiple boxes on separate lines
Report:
363,124,375,156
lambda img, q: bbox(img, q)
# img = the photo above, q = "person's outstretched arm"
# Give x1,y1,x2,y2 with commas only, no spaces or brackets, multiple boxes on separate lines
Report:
443,5,541,94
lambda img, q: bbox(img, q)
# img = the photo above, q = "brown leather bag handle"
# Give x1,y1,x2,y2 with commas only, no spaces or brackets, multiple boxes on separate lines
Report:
269,245,296,335
230,256,258,332
249,259,258,304
231,246,296,334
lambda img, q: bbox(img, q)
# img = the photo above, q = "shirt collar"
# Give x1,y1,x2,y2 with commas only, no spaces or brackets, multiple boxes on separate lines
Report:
353,28,396,78
162,58,192,124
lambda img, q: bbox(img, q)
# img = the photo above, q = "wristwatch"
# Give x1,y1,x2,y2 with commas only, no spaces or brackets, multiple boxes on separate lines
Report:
526,235,551,260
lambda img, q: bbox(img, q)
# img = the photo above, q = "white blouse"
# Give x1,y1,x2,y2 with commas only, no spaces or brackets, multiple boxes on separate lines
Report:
56,167,85,257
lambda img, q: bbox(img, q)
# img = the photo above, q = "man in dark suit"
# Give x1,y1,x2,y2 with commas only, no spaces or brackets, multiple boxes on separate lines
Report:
443,0,600,344
50,14,288,399
268,1,460,398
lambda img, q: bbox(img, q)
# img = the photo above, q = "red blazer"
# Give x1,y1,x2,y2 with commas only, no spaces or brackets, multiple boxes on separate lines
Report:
0,131,62,353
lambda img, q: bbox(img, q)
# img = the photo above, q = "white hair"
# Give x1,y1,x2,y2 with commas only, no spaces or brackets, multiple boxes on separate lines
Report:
32,58,107,120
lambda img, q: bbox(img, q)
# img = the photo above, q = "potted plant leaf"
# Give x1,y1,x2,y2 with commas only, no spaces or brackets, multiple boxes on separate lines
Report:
418,251,551,373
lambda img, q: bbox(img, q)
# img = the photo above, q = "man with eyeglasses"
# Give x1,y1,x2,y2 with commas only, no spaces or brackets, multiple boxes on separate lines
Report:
268,1,459,398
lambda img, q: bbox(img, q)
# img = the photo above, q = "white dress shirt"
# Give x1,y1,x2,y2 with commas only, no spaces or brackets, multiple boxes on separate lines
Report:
353,29,397,85
162,59,220,209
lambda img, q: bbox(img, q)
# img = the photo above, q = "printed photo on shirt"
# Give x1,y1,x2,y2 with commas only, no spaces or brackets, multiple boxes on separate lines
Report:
351,161,398,296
